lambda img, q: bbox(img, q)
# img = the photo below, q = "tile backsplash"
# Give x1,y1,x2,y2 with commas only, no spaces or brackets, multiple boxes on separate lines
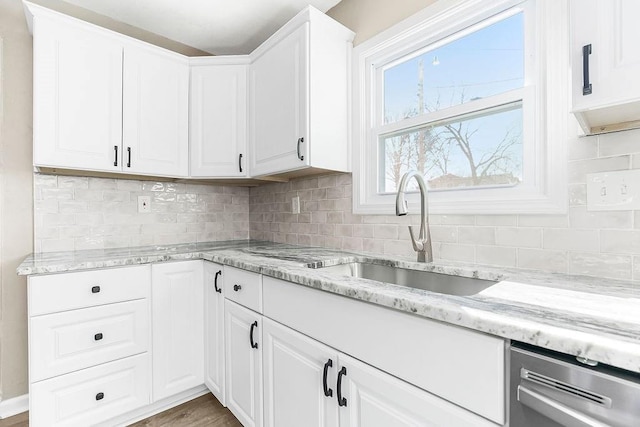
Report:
34,174,249,252
34,127,640,282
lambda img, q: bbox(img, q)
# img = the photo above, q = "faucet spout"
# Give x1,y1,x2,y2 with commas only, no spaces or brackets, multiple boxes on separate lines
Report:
395,171,433,263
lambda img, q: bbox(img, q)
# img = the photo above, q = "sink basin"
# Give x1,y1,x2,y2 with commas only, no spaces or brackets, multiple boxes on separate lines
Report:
311,262,496,296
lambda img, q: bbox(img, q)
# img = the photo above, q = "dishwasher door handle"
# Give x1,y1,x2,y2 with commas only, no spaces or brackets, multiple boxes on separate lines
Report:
518,386,610,427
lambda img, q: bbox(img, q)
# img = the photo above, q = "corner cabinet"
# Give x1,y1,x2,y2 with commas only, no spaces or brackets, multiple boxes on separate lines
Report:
249,7,354,177
190,57,249,178
26,2,189,178
571,0,640,134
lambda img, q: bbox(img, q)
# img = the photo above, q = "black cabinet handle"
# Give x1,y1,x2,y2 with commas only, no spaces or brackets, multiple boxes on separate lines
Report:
337,366,347,407
323,359,333,397
297,137,304,161
113,145,118,167
233,284,242,292
582,44,592,95
214,270,222,293
96,392,104,401
238,153,243,173
249,321,258,349
127,147,132,168
94,333,103,341
91,286,101,294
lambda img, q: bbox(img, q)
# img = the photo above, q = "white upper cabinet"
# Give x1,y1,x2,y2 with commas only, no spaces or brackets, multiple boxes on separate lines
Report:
123,44,189,177
249,7,354,177
190,58,249,178
26,2,189,178
571,0,640,134
31,10,123,172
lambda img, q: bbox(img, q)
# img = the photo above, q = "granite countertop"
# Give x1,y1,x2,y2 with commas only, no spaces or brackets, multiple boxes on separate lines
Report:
17,240,640,373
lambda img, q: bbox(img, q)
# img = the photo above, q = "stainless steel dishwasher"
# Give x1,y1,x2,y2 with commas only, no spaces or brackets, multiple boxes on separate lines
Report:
509,342,640,426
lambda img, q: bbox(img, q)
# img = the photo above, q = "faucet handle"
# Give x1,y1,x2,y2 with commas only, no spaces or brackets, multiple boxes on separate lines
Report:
407,226,425,251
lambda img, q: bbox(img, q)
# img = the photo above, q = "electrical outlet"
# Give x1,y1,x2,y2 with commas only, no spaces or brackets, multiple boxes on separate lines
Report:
292,196,300,214
586,170,640,211
138,196,151,213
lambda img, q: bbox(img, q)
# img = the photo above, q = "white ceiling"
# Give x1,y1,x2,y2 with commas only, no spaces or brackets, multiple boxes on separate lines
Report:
59,0,342,55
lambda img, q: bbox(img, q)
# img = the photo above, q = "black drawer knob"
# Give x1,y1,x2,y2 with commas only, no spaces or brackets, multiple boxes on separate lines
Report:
96,392,104,401
233,284,242,292
94,333,103,341
91,286,101,294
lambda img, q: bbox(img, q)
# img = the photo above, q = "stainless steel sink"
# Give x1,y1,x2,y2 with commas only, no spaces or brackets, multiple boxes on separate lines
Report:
312,262,496,296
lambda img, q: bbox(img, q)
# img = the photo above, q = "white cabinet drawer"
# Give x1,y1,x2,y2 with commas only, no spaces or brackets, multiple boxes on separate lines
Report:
29,265,150,315
30,353,150,427
263,277,506,424
30,299,149,382
224,266,262,313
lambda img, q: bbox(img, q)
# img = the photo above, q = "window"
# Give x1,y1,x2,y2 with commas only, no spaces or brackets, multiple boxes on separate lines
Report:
352,0,568,214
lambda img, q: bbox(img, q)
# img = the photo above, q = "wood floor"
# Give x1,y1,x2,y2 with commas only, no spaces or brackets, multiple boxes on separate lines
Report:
0,393,241,427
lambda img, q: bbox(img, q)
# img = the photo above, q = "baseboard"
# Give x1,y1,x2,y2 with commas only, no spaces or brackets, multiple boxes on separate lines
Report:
96,385,210,427
0,394,29,419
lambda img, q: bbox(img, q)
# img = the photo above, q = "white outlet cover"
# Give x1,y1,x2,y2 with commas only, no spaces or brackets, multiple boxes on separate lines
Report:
586,170,640,211
138,196,151,213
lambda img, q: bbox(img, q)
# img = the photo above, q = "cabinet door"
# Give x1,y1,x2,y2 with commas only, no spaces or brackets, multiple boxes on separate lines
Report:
337,353,498,427
204,262,225,405
191,64,248,177
32,17,122,172
250,23,309,177
263,318,339,427
572,0,640,111
123,45,189,177
152,261,204,401
225,300,263,427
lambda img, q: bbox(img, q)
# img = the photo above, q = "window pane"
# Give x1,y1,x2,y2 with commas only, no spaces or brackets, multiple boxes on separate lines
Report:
380,105,522,193
383,13,524,124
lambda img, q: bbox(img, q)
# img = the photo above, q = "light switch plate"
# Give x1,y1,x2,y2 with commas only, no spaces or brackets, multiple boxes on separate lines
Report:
138,196,151,213
586,170,640,211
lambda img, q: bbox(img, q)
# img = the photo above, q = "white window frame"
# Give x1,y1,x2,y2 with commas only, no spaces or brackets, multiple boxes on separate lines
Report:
352,0,569,215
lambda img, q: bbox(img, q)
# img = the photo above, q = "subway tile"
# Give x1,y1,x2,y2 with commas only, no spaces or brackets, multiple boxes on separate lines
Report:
430,225,457,243
568,156,630,184
517,248,567,273
568,134,597,160
476,245,517,267
41,188,74,200
568,252,632,280
475,215,517,226
34,174,57,188
518,215,568,228
568,184,587,206
57,176,88,189
374,224,399,239
88,177,117,190
543,228,599,252
318,175,337,188
437,243,475,262
353,224,374,238
496,227,542,248
74,189,104,201
633,256,640,281
568,207,632,229
601,230,640,254
362,238,385,255
41,238,75,252
598,128,640,157
458,227,495,245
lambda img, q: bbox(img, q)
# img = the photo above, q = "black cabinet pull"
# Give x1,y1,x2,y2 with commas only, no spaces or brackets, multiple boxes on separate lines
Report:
238,153,243,173
249,321,258,349
113,145,118,167
337,366,347,407
297,137,304,161
127,147,132,168
91,286,101,294
582,44,593,95
94,333,103,341
233,284,242,292
323,359,333,397
214,270,222,293
95,392,104,401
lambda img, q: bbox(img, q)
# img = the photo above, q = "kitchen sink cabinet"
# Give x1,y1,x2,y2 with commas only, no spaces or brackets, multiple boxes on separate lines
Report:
249,7,354,177
26,2,189,178
263,318,339,427
204,262,226,405
190,58,249,178
225,299,263,427
151,261,204,401
571,0,640,134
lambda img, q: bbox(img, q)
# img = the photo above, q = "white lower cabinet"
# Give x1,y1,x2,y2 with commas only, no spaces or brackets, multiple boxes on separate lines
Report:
30,353,150,427
204,261,226,405
263,318,339,427
262,316,498,427
151,261,204,401
225,299,263,427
